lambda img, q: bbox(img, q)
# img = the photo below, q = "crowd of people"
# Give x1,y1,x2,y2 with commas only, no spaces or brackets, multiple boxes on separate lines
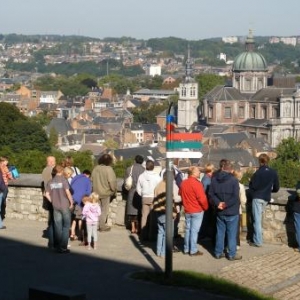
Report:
28,151,300,259
124,154,282,260
42,154,116,254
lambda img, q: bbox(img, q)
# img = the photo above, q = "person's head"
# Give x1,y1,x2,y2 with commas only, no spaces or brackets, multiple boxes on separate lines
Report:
53,164,64,175
145,160,155,171
188,166,200,178
82,195,90,205
135,155,144,165
98,154,113,166
204,163,214,174
64,167,74,179
82,169,91,178
233,170,243,181
221,159,233,173
258,153,270,166
0,156,8,166
46,156,56,167
90,192,99,204
219,159,227,171
62,156,74,168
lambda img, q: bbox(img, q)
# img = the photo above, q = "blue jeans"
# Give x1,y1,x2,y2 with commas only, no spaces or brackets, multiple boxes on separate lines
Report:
53,208,71,250
184,212,204,254
252,198,267,246
0,193,3,228
156,212,174,256
294,212,300,250
215,214,239,258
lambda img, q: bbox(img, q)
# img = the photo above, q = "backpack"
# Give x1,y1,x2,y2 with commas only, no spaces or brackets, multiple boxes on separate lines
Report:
9,166,20,179
174,169,183,188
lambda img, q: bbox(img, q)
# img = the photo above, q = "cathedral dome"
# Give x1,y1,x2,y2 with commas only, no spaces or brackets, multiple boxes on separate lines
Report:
233,52,268,71
232,29,268,72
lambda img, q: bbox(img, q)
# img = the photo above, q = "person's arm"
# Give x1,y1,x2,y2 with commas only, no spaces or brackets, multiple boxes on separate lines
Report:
272,171,280,193
196,182,208,210
65,189,74,209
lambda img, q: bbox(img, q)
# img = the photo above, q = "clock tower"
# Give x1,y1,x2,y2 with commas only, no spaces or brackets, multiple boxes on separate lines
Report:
177,46,199,130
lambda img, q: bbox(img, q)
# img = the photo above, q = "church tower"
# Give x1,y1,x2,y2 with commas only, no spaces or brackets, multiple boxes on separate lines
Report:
177,46,199,130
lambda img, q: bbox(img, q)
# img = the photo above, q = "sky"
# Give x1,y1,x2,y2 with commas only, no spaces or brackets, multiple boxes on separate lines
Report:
1,0,299,40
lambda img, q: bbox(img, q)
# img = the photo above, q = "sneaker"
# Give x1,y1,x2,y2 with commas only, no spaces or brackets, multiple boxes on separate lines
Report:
249,242,262,247
228,254,242,261
189,251,203,257
0,226,7,230
293,248,300,253
99,227,111,232
214,253,226,259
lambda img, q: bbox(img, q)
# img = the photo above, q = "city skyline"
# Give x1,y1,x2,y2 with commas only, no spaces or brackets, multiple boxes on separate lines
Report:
1,0,299,41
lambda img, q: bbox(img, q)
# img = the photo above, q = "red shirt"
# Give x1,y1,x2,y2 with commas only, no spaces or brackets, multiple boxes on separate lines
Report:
179,176,208,214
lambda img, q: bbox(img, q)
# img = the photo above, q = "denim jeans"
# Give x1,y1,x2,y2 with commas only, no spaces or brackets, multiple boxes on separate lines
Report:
252,198,267,246
0,193,3,228
184,212,204,254
99,196,110,230
215,214,239,258
86,223,98,243
294,212,300,250
53,208,71,250
156,212,173,256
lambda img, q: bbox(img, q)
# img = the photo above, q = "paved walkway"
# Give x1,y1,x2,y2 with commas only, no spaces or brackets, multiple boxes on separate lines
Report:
0,218,299,300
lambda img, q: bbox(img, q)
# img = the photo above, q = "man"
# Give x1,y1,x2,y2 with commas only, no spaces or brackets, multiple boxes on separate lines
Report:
91,154,117,232
136,159,161,241
70,169,92,241
45,164,74,254
179,166,208,256
41,156,56,248
209,159,241,260
249,153,280,247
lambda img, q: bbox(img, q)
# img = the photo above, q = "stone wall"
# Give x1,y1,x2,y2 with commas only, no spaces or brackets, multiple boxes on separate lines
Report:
4,174,298,246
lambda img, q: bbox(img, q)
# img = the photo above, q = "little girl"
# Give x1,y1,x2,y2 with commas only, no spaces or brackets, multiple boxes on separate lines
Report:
82,193,101,250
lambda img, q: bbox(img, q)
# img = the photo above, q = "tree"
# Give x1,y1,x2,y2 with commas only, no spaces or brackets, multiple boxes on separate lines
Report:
103,139,119,149
49,127,58,147
275,137,300,161
196,74,227,99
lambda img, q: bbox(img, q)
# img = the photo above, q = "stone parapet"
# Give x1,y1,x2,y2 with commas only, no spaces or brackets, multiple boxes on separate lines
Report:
5,174,298,246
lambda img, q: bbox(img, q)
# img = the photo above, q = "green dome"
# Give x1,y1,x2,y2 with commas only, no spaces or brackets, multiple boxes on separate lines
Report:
233,52,268,71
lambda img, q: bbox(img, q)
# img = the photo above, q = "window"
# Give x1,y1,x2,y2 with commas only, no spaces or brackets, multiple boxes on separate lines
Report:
224,107,232,119
261,106,267,119
208,106,213,119
272,106,279,118
190,86,196,97
181,87,186,97
239,106,245,118
251,106,256,118
245,79,251,91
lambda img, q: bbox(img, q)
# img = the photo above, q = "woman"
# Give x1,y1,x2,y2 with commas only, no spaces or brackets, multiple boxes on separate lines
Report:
124,155,144,234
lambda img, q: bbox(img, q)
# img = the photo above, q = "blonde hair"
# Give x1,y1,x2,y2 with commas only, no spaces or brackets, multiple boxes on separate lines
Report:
204,163,214,174
64,167,74,178
90,192,99,204
233,170,243,181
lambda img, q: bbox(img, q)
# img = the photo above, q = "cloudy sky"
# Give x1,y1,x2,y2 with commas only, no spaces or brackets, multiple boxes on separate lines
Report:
1,0,298,40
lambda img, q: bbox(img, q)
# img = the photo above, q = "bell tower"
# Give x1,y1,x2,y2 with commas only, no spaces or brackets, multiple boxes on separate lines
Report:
177,45,199,130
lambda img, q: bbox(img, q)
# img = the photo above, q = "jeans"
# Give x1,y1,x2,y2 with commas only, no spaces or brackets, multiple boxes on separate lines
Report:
86,223,98,243
47,207,56,248
184,212,204,254
0,193,3,228
53,208,71,250
156,212,174,256
1,187,8,220
252,198,267,246
294,212,300,250
215,214,239,258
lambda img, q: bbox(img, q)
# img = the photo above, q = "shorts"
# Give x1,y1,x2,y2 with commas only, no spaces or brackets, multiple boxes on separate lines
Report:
73,204,83,220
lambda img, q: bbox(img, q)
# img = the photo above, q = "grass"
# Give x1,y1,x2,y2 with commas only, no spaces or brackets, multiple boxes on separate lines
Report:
131,270,275,300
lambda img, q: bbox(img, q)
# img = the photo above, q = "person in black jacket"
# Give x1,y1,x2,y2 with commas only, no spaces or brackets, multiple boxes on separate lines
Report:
0,170,7,229
249,153,280,247
209,159,241,260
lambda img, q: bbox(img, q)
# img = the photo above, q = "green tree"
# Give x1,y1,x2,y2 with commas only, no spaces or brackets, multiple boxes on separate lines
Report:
103,139,119,149
196,74,227,99
49,127,58,147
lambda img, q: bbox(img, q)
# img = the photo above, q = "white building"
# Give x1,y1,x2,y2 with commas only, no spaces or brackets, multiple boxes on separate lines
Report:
145,64,161,77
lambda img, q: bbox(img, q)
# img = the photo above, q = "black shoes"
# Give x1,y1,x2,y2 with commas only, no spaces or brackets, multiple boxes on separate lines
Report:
57,248,70,254
249,242,262,247
0,226,6,230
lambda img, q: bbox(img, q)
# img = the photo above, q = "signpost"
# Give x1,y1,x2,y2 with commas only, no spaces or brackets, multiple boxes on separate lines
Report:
165,102,203,279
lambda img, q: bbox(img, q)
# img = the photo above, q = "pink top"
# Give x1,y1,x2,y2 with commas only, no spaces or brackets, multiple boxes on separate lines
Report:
82,203,101,224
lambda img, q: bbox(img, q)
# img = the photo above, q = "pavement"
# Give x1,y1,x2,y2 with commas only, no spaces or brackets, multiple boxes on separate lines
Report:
0,218,299,300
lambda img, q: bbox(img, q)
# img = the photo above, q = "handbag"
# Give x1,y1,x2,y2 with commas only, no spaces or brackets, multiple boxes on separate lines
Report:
124,166,133,191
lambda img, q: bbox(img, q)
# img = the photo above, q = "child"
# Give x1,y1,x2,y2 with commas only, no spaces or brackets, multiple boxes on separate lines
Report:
82,193,101,250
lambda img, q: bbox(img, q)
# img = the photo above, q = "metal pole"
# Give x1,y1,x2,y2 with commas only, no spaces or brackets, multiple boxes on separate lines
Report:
165,103,174,279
